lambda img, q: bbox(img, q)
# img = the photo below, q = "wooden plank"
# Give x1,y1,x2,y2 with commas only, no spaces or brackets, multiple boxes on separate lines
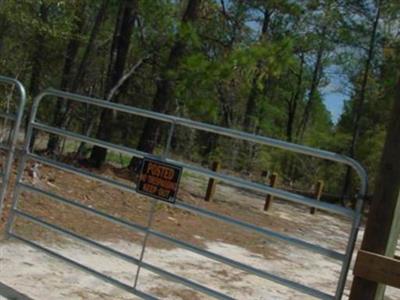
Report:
354,250,400,289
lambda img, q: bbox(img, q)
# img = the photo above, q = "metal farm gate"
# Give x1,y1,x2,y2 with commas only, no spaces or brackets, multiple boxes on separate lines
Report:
0,76,26,213
5,88,368,300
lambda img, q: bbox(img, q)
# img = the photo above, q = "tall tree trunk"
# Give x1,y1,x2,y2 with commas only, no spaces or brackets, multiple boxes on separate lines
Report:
46,3,87,154
283,55,305,181
46,0,110,154
238,7,271,171
29,4,49,97
72,0,110,92
243,8,270,133
55,0,110,123
0,5,8,54
27,3,49,149
89,0,138,167
286,54,304,143
341,1,381,204
297,26,327,141
128,0,202,170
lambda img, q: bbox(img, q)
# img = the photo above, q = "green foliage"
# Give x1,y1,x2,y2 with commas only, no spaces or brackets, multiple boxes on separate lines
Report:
0,0,398,197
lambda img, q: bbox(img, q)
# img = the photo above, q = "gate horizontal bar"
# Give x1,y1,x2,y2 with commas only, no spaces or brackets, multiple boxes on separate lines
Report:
13,209,234,300
0,112,16,121
18,183,335,300
0,75,27,99
22,155,345,260
175,200,344,261
170,161,353,218
32,122,355,218
35,88,368,197
149,225,335,300
9,233,157,300
0,281,34,300
0,142,12,151
0,143,11,151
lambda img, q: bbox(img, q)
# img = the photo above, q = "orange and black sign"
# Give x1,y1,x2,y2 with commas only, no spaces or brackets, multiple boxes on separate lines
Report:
136,158,182,203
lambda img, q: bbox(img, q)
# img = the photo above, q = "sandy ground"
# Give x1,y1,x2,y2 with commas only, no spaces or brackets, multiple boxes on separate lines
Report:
0,236,399,300
0,162,399,299
0,239,330,300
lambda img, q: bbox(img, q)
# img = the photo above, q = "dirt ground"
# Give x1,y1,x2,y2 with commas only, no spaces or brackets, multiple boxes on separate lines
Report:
0,159,399,300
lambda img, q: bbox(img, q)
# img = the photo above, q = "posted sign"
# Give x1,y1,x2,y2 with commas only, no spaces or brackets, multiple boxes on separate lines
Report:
136,158,182,203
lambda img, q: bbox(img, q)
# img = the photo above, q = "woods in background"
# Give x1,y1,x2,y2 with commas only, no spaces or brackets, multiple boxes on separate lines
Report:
0,0,399,202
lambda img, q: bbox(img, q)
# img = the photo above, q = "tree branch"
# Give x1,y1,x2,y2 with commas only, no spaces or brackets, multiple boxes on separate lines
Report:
106,53,152,101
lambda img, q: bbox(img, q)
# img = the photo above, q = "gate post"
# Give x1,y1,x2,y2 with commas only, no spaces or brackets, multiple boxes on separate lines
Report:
205,161,220,202
264,172,278,211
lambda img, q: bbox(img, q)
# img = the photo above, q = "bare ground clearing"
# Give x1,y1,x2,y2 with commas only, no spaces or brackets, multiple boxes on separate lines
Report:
0,161,399,299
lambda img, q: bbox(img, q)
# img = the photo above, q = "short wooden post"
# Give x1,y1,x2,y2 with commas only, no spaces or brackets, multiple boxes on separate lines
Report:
264,172,278,211
310,180,324,214
205,161,220,202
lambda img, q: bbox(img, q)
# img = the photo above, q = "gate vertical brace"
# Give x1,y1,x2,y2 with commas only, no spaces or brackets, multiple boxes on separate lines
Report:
0,77,26,213
133,121,176,290
5,153,28,236
5,87,37,236
133,199,157,289
334,197,363,299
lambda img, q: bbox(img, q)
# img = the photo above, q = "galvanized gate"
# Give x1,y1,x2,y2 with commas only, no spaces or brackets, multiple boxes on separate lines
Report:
0,76,26,213
6,88,368,300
